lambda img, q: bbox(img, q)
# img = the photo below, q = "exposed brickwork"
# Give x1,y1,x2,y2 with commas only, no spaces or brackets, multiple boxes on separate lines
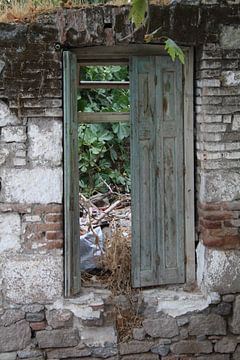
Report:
0,1,240,357
198,202,240,249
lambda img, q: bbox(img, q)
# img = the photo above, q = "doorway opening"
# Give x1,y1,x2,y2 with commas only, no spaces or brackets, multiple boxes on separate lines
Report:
77,64,132,292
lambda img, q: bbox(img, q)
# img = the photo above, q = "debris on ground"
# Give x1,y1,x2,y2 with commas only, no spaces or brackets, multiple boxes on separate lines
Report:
79,190,132,291
80,190,143,342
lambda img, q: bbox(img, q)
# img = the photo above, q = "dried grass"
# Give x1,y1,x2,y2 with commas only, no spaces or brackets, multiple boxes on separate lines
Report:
100,225,143,341
0,0,171,23
0,0,58,22
100,225,132,295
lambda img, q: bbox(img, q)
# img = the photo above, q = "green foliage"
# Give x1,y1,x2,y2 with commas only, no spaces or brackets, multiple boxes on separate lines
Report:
164,38,185,64
78,66,130,196
129,0,147,29
129,0,185,64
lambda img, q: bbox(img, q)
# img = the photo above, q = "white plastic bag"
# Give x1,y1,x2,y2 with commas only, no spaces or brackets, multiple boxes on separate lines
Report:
80,226,104,271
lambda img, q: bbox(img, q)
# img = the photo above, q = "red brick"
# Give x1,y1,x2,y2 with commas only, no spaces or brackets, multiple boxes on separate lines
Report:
45,214,63,223
224,219,240,227
203,234,240,249
46,240,63,250
199,219,222,229
46,231,63,240
32,205,63,215
208,228,238,237
222,201,240,211
30,321,47,331
201,211,236,221
198,202,222,211
35,223,62,232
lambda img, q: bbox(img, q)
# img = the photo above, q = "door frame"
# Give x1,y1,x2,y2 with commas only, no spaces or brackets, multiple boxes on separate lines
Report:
71,44,195,285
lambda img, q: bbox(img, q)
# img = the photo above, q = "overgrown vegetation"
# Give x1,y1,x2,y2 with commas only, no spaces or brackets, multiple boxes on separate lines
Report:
78,65,130,196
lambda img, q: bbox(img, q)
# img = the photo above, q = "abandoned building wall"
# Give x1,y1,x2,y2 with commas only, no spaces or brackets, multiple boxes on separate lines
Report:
0,2,240,358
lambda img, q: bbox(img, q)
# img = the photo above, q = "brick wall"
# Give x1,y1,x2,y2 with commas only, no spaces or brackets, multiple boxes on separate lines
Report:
196,36,240,253
0,2,240,358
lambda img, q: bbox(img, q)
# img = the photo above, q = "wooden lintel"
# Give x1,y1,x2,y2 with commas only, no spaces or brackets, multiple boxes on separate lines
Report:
78,81,129,89
78,112,130,123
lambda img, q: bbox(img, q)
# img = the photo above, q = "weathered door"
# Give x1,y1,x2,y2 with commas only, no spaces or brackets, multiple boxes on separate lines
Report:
63,51,80,296
131,56,185,287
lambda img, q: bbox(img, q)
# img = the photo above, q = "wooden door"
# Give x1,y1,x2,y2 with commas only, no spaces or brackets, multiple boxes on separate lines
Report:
131,56,185,287
63,51,80,296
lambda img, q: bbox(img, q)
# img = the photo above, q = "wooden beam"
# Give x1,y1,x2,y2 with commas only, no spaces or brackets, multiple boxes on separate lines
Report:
78,81,129,89
78,112,130,123
74,45,168,60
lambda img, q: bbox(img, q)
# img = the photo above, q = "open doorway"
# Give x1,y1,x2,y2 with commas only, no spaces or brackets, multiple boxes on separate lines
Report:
63,46,195,298
77,64,132,292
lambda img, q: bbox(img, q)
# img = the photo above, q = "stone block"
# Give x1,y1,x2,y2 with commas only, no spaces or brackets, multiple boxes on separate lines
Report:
30,321,47,331
232,115,240,131
233,344,240,360
197,355,230,360
222,71,240,87
1,126,26,143
0,168,62,204
2,255,63,304
17,349,43,359
222,294,235,303
0,100,19,127
197,243,240,294
151,343,170,356
0,320,31,352
119,340,154,355
143,315,179,338
47,347,91,359
36,329,79,348
212,302,232,316
188,314,226,336
229,295,240,334
132,327,146,340
0,147,9,165
81,327,117,347
13,158,26,166
0,353,17,360
0,213,21,253
26,312,45,322
46,309,73,329
220,26,240,49
199,171,240,203
22,305,44,313
170,340,212,354
121,355,159,360
0,309,25,326
214,337,237,353
28,119,62,166
91,346,118,358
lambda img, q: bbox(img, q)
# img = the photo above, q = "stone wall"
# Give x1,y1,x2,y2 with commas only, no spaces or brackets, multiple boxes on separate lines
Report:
1,288,240,360
1,1,240,358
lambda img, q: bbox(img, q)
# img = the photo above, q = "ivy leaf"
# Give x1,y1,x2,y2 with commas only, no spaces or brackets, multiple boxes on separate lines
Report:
112,123,130,141
164,39,185,64
129,0,147,29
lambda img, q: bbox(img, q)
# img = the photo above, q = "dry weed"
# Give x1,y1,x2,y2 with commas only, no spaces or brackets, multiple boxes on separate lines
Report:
100,225,143,341
100,225,132,295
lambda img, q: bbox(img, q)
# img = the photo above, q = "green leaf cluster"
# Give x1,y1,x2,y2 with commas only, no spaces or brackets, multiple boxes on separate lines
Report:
129,0,147,29
78,66,131,196
164,39,185,64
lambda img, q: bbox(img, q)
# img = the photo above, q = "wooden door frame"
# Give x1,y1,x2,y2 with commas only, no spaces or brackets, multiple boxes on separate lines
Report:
73,44,195,285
